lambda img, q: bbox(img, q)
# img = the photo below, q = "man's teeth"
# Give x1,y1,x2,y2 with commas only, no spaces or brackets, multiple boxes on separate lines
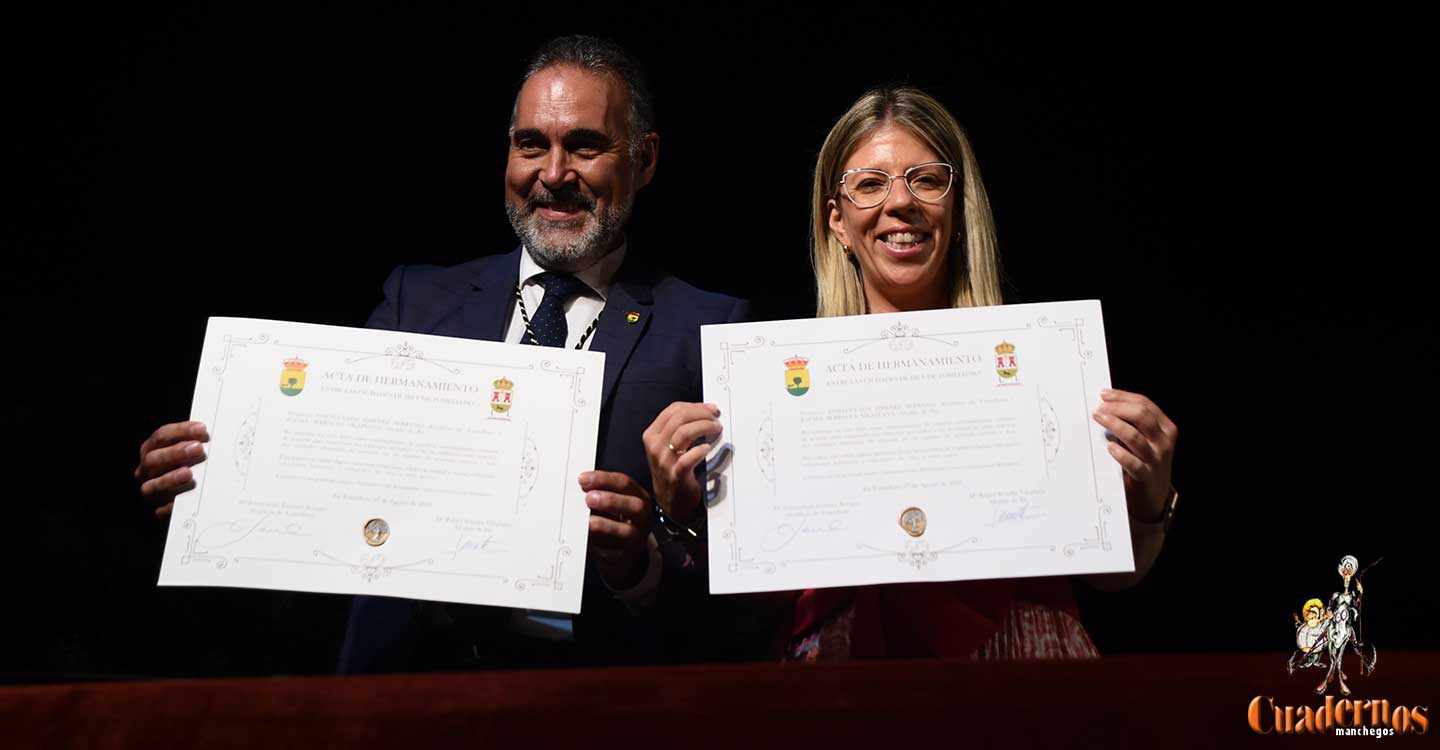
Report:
882,232,924,246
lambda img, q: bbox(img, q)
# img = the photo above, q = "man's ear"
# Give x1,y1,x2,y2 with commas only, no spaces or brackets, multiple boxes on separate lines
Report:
635,132,659,188
826,198,850,249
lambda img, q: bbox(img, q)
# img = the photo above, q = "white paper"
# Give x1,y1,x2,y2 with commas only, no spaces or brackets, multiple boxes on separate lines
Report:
158,317,602,613
702,301,1133,594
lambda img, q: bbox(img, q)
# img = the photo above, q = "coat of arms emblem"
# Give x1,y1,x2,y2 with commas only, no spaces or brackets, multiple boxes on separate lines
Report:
279,357,308,397
490,376,514,417
784,356,810,397
995,341,1018,382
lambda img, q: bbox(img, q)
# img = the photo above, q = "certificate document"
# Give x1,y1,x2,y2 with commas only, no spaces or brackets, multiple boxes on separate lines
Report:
701,300,1133,594
158,317,602,613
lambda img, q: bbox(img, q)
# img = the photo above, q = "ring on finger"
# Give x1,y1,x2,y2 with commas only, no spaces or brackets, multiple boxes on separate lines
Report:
668,442,685,456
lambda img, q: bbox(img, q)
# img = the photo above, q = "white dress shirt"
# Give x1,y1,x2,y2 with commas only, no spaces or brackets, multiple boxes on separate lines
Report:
504,245,663,641
503,244,626,349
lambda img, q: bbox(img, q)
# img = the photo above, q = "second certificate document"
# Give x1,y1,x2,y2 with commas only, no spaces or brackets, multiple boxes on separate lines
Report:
701,300,1134,594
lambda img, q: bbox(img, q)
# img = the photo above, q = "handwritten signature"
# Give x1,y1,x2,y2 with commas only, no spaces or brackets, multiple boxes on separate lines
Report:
761,516,848,552
988,501,1048,528
196,515,308,551
255,521,308,537
445,534,501,558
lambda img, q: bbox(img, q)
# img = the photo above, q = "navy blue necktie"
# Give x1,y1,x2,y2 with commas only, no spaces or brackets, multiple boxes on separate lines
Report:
525,272,588,348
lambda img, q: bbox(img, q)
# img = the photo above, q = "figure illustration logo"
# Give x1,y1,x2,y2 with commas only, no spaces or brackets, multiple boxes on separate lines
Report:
994,341,1018,382
1287,555,1379,696
490,376,514,417
279,358,308,397
784,356,810,397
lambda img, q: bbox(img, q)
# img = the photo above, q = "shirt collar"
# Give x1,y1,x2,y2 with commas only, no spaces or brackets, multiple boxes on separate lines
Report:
518,242,627,301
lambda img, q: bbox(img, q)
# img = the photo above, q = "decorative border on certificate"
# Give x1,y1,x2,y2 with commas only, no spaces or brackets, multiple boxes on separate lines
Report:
776,538,1059,571
1037,314,1113,557
712,312,1120,579
179,330,589,589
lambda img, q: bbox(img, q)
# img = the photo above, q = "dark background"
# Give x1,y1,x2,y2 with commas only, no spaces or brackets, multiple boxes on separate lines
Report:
5,2,1433,680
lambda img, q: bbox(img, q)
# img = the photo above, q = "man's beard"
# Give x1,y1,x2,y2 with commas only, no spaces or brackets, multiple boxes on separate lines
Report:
505,184,632,273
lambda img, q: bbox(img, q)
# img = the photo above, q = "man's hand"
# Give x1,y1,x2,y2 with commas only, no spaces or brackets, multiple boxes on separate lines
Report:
580,470,655,590
134,421,209,520
1092,388,1178,524
641,402,722,526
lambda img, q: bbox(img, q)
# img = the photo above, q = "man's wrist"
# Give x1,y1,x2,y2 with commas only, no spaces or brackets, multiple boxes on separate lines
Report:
602,534,663,606
601,557,646,591
654,496,706,545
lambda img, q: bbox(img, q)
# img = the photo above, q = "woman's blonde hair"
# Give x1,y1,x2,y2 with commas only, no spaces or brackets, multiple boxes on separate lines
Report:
811,86,1004,317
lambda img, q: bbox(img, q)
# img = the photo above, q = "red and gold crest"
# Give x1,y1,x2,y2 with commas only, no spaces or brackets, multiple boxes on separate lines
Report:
995,341,1018,381
490,376,514,417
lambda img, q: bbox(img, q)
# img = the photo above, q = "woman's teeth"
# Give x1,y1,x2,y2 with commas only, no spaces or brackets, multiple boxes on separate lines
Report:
881,232,924,248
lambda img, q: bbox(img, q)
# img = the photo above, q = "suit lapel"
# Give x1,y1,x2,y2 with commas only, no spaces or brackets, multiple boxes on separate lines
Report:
462,248,524,342
590,258,656,412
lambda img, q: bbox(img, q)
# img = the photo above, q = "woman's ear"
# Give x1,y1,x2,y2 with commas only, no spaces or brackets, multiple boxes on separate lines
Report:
952,224,968,274
826,198,850,251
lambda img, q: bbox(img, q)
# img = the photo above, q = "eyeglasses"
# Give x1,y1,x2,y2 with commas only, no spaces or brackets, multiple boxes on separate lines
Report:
839,162,956,209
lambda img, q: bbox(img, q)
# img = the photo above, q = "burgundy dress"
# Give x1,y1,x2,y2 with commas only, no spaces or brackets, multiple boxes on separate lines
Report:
787,577,1098,661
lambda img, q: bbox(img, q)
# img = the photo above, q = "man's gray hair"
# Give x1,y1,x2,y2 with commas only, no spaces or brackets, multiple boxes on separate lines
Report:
509,35,655,157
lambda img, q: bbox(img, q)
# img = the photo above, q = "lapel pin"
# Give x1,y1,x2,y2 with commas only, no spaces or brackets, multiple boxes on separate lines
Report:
626,312,640,324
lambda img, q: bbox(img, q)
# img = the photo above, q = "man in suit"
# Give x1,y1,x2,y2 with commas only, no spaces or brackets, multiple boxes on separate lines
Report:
134,35,749,670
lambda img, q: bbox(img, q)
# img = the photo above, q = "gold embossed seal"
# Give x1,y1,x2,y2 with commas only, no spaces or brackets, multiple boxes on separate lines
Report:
363,518,391,547
898,507,927,537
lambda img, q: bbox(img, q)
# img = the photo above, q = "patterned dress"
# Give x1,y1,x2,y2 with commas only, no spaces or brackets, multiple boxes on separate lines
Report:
787,577,1098,662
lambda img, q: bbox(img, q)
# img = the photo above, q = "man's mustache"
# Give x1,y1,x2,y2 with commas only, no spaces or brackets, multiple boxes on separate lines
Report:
525,185,595,215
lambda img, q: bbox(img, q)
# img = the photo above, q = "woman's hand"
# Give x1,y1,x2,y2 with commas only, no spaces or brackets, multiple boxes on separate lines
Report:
1092,388,1177,525
1083,388,1178,591
642,402,723,525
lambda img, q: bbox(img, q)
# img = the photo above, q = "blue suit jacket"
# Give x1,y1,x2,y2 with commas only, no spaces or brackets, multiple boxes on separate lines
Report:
336,248,750,672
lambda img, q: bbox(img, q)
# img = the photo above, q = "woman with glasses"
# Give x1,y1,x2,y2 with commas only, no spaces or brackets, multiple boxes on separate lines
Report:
644,86,1178,662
